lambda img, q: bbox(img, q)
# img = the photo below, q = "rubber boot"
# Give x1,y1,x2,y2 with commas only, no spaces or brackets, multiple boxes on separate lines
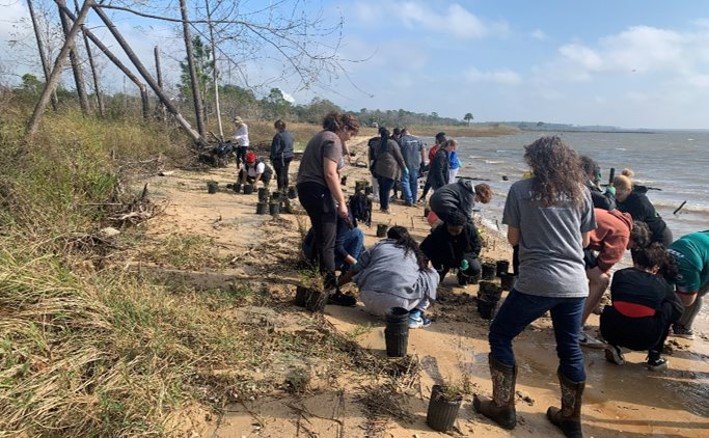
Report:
547,370,585,438
473,355,517,430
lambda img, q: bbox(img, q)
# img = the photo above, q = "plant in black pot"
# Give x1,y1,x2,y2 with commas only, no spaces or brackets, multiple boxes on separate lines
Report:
384,307,410,357
426,383,463,432
207,181,218,194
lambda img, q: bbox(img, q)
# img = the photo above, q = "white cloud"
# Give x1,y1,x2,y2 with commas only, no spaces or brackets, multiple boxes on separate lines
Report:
530,29,547,41
559,43,603,71
466,67,521,85
354,1,508,39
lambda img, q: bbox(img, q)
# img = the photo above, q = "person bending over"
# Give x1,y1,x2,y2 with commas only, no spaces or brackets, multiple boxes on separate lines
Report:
239,152,273,187
580,155,616,210
579,209,651,347
420,210,482,285
474,136,595,437
600,244,683,371
429,180,493,225
340,226,439,329
614,174,672,246
667,230,709,339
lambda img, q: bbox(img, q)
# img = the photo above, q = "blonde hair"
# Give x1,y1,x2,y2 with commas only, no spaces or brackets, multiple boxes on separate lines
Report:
621,168,635,179
613,175,632,191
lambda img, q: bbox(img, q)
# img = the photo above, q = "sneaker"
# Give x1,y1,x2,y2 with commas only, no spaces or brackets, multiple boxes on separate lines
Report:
327,291,357,307
671,324,695,339
579,330,606,349
408,309,432,329
604,345,625,365
646,356,668,371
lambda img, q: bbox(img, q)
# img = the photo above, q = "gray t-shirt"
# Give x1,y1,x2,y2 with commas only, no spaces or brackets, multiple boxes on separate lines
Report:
399,135,424,169
297,130,343,186
503,178,596,298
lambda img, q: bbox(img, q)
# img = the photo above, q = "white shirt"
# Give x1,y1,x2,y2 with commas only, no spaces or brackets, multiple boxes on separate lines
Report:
247,162,265,177
233,124,250,147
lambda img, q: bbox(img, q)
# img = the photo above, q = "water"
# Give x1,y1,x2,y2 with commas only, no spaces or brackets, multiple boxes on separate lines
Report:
443,131,709,239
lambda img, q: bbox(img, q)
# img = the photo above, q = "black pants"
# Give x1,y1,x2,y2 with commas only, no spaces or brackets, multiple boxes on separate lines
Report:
297,182,337,288
432,257,481,282
600,302,677,356
272,158,292,190
235,146,248,167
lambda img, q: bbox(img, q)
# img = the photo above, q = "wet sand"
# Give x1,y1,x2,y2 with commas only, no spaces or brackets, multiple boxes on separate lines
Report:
144,136,708,437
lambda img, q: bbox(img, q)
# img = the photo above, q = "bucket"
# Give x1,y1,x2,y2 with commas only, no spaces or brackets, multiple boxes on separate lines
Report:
496,260,510,277
426,385,462,432
256,202,268,215
243,184,254,195
207,181,218,194
376,224,388,238
294,286,313,307
500,273,515,291
384,307,409,357
258,187,269,203
305,290,327,312
481,262,496,280
287,186,297,199
269,202,280,216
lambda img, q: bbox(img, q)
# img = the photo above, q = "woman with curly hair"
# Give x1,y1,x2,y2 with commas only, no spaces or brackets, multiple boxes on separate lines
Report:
474,136,596,438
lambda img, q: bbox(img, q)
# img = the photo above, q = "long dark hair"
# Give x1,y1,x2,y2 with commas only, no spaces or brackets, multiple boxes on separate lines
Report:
524,136,586,208
322,111,360,134
378,126,390,156
387,226,428,271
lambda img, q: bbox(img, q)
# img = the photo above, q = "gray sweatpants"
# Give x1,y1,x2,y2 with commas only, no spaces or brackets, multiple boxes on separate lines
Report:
360,290,430,317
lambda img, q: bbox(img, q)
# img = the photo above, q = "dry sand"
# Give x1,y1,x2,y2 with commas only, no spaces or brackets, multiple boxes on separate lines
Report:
143,136,708,437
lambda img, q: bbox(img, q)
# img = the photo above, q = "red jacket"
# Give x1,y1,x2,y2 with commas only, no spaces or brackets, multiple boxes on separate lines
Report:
588,208,633,272
428,144,439,162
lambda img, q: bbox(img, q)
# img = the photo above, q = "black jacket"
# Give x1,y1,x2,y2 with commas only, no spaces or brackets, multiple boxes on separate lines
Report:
270,130,295,162
616,192,667,243
426,148,449,190
420,222,481,268
429,180,477,223
610,268,683,320
586,180,616,210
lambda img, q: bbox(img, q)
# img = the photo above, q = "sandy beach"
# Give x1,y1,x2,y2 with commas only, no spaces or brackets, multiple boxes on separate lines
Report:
141,136,708,437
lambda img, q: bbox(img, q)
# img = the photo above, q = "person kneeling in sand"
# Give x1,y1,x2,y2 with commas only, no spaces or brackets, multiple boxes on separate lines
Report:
428,180,493,226
239,151,273,188
339,226,439,328
420,210,482,286
579,209,651,347
600,243,683,371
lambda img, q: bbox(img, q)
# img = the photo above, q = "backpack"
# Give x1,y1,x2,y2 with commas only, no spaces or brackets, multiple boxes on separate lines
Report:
348,193,372,227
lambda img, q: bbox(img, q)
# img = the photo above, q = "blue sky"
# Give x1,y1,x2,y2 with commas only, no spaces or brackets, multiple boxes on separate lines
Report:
2,0,709,129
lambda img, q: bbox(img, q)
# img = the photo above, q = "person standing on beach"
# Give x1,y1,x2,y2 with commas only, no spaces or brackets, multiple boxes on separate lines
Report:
448,146,461,182
270,119,295,191
372,127,407,213
398,128,427,206
296,111,360,305
423,139,453,198
419,132,447,201
232,116,250,169
667,230,709,339
474,136,595,438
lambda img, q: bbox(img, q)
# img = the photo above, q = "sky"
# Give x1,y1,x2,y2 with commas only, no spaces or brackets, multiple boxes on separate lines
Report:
2,0,709,129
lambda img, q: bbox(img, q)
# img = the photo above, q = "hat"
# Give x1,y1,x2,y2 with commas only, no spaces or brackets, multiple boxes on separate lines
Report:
233,116,244,125
245,152,256,164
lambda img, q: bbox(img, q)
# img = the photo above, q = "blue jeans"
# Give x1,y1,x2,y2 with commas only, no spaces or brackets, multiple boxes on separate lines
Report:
338,228,364,270
489,289,586,382
377,176,396,210
400,166,419,204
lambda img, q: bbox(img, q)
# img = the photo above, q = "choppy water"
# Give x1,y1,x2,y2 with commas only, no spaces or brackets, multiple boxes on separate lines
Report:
443,131,709,239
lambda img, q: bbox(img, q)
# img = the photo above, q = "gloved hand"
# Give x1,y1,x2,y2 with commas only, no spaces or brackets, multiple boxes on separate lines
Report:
460,259,469,271
606,186,617,196
402,168,410,178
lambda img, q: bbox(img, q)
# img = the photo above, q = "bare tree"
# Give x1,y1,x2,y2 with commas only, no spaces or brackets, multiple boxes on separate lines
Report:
27,0,59,111
27,0,93,136
72,0,104,116
204,0,223,138
56,0,90,114
154,46,166,121
179,0,206,138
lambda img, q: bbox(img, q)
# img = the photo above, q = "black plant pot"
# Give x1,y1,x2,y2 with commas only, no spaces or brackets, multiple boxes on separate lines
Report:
496,260,510,277
294,286,313,307
376,224,388,238
384,307,409,357
477,299,495,320
258,187,269,203
365,186,373,195
256,202,268,215
207,181,218,194
426,385,462,432
234,183,242,193
269,202,280,216
481,262,496,280
305,290,327,312
287,186,297,199
500,273,515,291
355,180,367,193
243,184,254,195
478,281,502,302
271,191,282,202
